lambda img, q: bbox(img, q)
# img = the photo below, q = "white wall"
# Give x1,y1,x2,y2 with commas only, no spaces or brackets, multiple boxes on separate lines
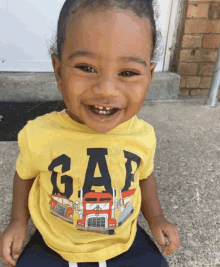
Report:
0,0,173,72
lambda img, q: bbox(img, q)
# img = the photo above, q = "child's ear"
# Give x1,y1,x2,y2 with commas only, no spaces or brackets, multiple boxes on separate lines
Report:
51,53,62,91
149,62,157,81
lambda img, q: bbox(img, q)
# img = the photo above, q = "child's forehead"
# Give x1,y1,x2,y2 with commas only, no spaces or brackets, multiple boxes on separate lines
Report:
67,7,152,37
64,8,153,59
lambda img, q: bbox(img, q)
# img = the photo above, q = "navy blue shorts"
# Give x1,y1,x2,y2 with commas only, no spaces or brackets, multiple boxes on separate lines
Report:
16,223,168,267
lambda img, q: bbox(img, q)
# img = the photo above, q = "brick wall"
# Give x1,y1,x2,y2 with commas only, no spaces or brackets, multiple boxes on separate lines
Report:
177,0,220,100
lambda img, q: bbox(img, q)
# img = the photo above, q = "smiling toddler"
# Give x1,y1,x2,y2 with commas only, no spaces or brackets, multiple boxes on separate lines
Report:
0,1,180,266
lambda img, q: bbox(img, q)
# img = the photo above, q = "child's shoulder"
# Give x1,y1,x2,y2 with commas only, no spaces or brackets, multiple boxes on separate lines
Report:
19,110,66,139
26,110,64,128
131,116,155,136
123,116,156,147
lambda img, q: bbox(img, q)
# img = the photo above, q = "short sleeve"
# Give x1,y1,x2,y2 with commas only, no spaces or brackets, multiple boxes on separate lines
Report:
16,124,40,180
138,125,156,180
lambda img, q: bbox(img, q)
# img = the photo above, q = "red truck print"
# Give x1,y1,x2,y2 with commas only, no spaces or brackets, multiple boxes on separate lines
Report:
75,187,117,235
50,194,74,224
75,187,136,235
49,188,136,234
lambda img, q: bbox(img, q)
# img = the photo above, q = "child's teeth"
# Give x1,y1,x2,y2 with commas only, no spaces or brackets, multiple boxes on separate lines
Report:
94,105,113,110
91,105,116,115
95,105,103,110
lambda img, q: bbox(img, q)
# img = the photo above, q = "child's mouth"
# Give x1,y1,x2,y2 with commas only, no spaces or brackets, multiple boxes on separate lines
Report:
88,105,119,116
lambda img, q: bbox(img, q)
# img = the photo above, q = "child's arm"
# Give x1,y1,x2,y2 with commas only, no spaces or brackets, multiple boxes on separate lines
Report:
10,171,35,224
139,172,164,220
0,171,35,267
139,173,180,255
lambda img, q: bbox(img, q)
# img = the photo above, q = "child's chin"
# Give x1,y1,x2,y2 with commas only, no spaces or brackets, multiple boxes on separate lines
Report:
86,123,116,133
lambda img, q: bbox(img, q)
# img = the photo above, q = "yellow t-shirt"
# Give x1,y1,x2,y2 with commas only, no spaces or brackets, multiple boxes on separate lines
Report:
16,109,156,263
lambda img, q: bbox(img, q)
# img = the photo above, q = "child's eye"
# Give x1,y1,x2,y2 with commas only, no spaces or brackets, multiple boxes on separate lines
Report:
75,65,140,77
76,65,96,73
120,71,139,77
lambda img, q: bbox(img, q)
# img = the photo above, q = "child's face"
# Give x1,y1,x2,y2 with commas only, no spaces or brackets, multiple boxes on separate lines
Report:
52,8,157,133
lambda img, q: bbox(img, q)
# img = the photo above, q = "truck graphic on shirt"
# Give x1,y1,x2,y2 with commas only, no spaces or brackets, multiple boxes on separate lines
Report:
50,194,74,224
117,188,136,226
49,187,136,234
75,187,136,235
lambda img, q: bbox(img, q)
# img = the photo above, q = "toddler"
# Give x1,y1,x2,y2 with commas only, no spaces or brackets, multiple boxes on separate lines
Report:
0,0,180,266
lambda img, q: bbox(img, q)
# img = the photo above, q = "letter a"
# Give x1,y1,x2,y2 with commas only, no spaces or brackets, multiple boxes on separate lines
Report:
82,148,113,197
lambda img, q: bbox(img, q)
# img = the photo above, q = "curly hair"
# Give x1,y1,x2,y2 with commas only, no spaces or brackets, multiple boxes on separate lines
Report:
48,0,163,63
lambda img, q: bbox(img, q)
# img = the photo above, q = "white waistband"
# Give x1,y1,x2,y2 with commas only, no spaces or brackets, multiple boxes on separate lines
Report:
99,261,107,267
69,261,107,267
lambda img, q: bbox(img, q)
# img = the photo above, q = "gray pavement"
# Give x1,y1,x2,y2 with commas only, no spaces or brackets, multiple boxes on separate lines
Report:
0,97,220,267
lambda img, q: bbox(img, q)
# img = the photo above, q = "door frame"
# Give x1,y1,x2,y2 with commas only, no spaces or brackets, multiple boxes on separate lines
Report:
163,0,185,71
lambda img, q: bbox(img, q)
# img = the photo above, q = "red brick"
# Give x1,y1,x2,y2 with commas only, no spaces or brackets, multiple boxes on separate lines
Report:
203,36,220,48
186,76,201,88
185,20,220,34
178,63,198,75
198,63,215,76
190,89,209,96
199,77,212,88
187,3,209,18
179,49,217,62
182,35,202,48
209,4,220,19
179,89,190,96
180,77,187,88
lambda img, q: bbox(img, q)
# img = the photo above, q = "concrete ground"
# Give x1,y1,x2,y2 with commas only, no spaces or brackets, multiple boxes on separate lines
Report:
0,96,220,267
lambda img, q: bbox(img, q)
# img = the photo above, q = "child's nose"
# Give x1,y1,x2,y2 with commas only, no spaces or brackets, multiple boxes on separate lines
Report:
91,75,120,97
